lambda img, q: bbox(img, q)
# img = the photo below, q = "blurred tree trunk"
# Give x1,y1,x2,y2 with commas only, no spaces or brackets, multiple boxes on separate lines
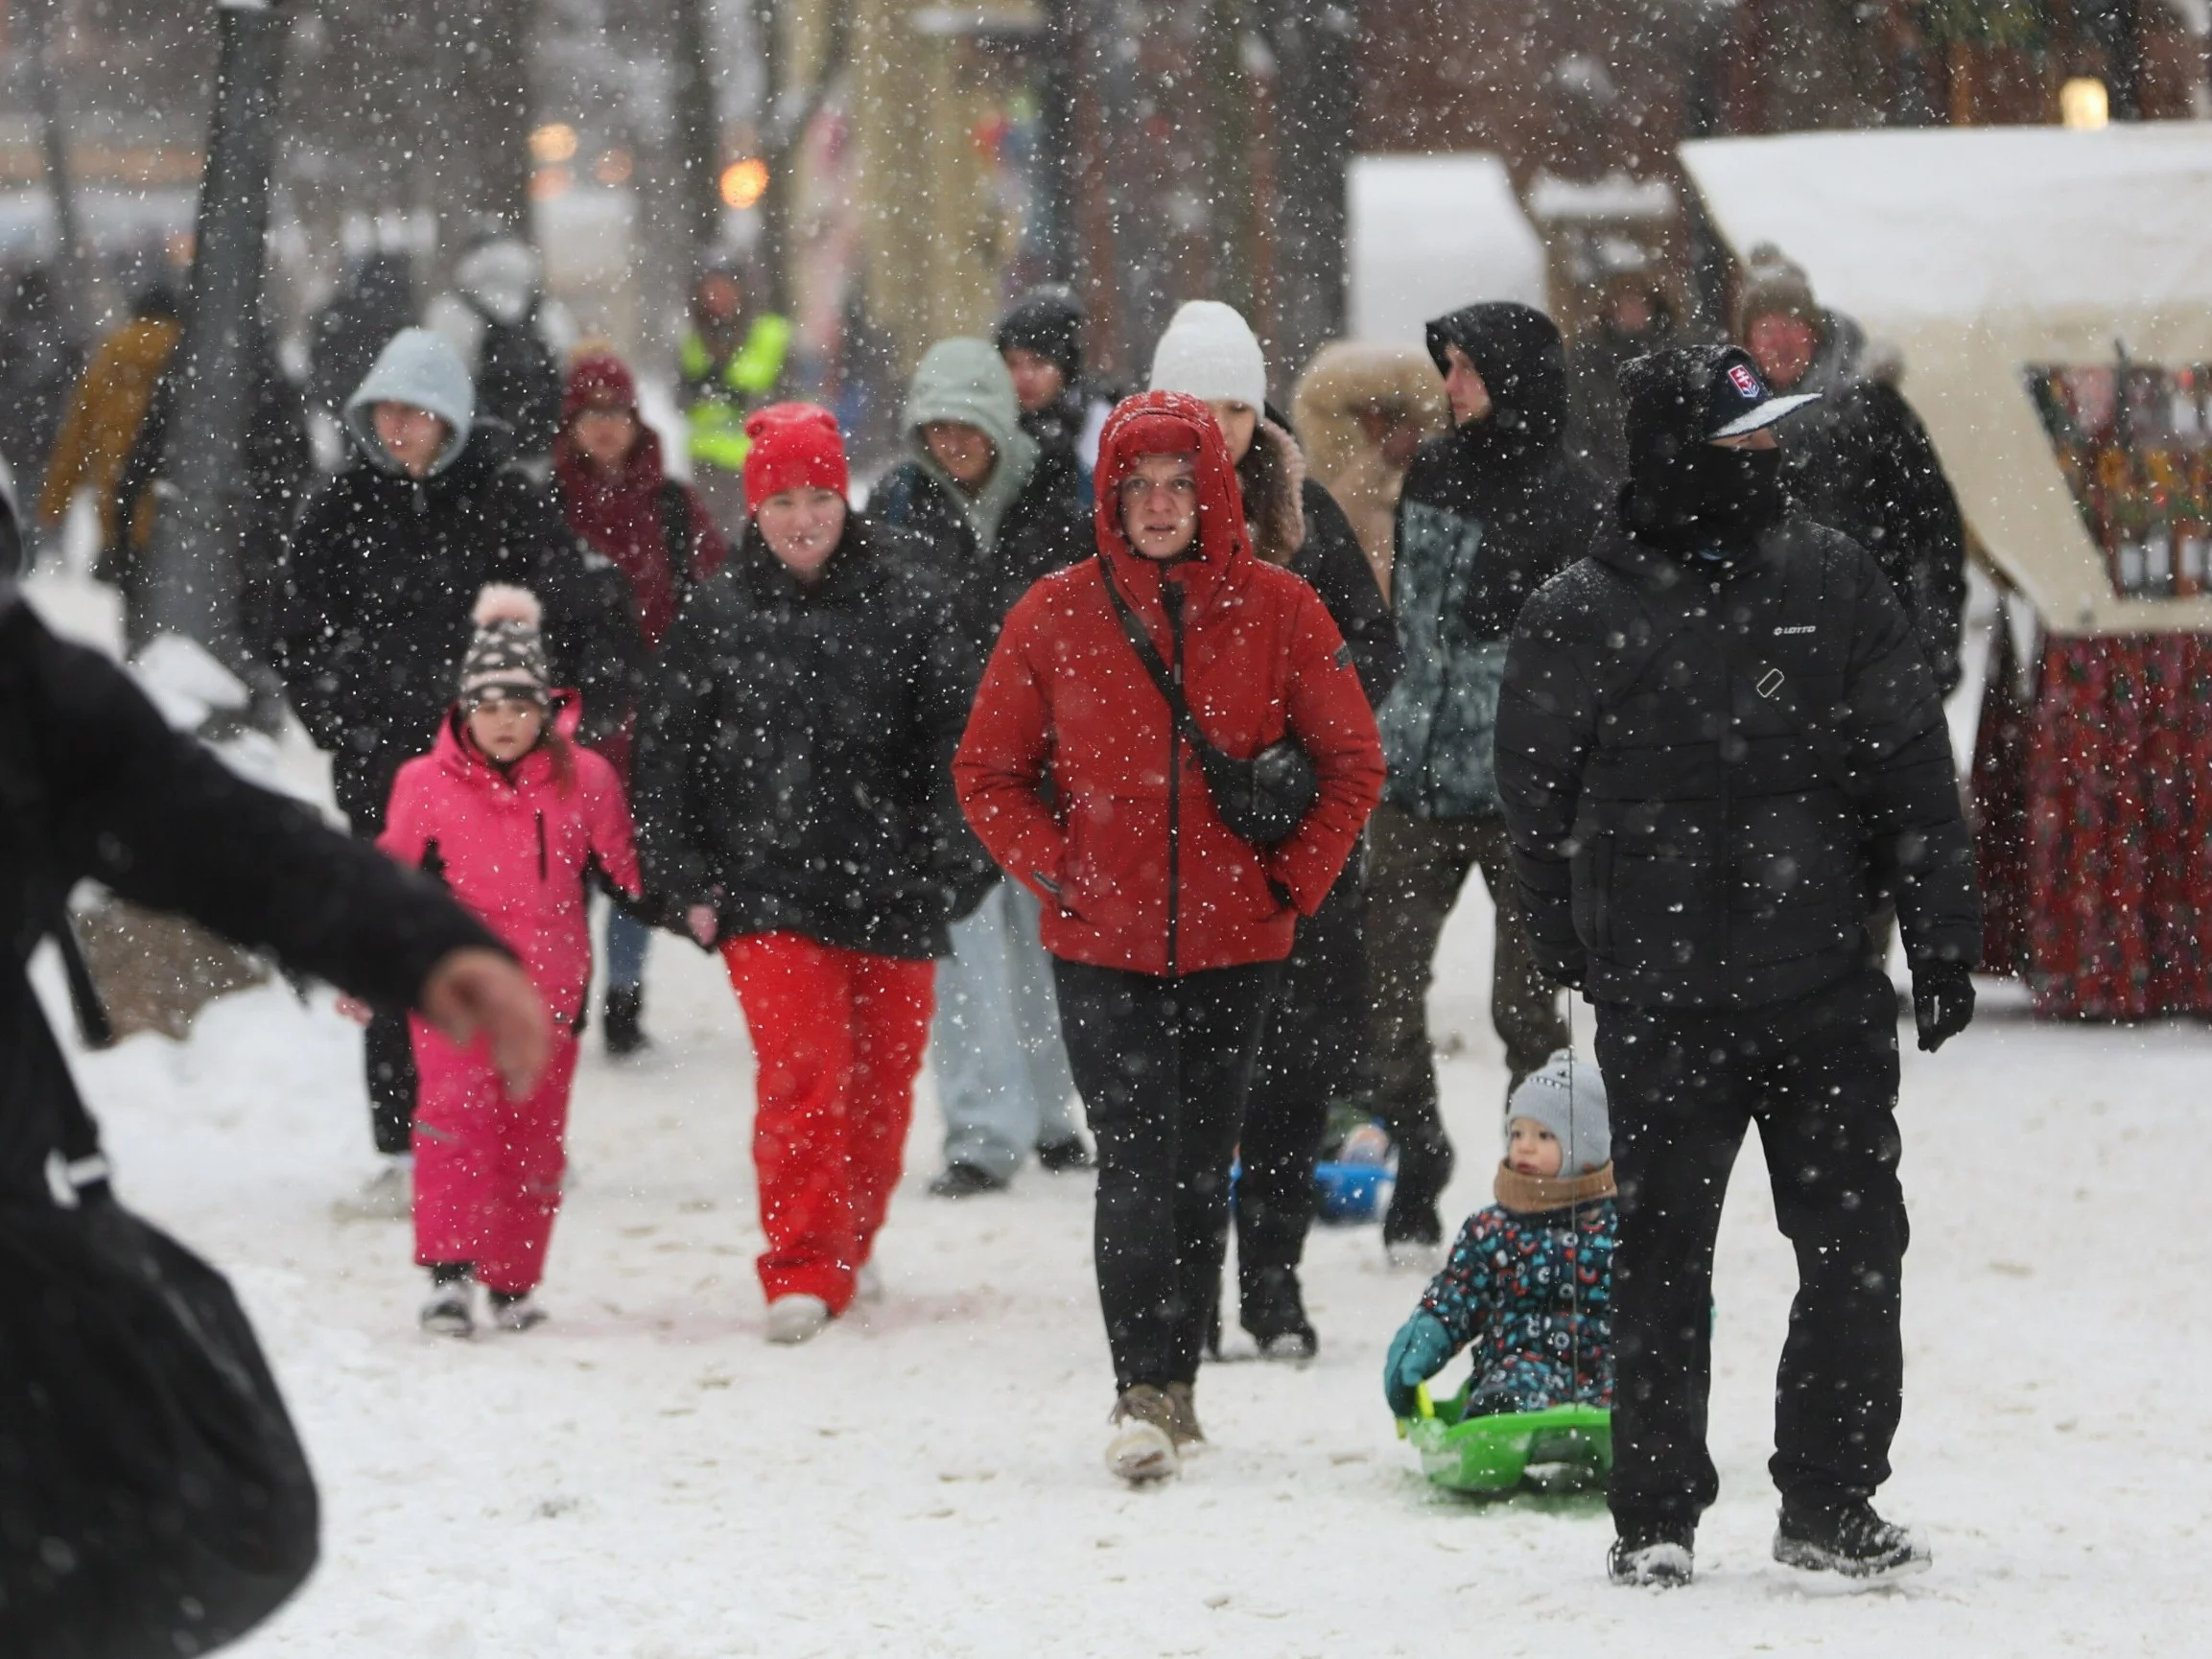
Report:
21,0,91,349
754,0,852,316
1265,1,1354,383
669,0,724,260
420,0,531,272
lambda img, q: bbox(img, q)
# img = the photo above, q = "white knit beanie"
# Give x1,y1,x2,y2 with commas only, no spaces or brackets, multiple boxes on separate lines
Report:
1149,300,1268,410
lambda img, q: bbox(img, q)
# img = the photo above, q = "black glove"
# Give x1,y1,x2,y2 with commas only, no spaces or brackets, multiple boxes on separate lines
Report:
1912,963,1974,1053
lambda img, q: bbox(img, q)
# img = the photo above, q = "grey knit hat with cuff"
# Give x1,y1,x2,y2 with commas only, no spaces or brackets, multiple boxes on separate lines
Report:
1505,1049,1612,1178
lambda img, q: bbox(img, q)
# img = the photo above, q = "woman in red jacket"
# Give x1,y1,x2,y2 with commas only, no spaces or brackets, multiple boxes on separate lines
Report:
954,389,1384,1483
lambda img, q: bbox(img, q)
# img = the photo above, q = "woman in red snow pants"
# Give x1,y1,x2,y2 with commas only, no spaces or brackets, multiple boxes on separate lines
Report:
630,405,990,1344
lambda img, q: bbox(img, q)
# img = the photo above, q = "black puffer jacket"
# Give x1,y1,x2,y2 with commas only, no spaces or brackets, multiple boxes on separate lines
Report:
279,432,639,828
0,588,498,1197
631,517,988,961
1378,303,1608,819
1494,517,1979,1010
1778,379,1968,696
865,438,1092,661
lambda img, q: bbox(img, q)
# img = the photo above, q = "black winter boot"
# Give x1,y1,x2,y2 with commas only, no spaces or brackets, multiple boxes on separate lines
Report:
1774,1495,1930,1580
1239,1265,1318,1360
603,986,648,1056
1609,1521,1695,1588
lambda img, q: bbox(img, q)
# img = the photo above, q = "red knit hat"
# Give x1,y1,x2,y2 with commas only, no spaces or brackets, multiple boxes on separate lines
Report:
562,351,638,428
743,403,850,512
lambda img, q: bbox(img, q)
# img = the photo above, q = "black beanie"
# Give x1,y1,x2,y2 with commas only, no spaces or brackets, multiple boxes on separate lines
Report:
995,285,1087,385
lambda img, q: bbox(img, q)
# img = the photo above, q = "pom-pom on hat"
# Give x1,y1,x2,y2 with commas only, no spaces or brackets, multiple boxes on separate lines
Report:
1505,1050,1612,1178
742,402,850,514
459,584,550,704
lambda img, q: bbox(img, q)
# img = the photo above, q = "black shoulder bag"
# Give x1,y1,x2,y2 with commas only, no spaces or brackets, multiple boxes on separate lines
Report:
1097,560,1317,847
0,693,318,1657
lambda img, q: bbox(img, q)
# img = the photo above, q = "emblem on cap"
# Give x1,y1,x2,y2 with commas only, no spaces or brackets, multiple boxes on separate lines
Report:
1728,362,1762,399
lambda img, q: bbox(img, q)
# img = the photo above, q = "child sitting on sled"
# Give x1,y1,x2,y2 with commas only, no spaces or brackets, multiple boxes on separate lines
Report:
1382,1052,1616,1420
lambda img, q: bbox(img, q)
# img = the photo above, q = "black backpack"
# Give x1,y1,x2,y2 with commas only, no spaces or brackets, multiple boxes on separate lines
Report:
473,306,562,457
0,639,320,1656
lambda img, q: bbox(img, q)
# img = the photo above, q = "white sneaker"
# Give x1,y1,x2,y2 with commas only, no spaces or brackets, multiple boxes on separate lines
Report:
1105,1387,1181,1484
419,1281,473,1338
765,1294,833,1345
855,1262,885,1304
490,1294,549,1333
333,1157,412,1222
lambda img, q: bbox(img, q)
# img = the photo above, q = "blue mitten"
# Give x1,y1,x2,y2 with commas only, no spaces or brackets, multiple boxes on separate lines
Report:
1383,1312,1455,1418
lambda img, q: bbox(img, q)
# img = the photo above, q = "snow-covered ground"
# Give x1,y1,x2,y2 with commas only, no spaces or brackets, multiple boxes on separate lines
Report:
27,572,2212,1656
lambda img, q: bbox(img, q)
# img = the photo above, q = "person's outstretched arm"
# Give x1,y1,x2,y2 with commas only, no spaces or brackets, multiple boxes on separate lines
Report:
12,596,549,1091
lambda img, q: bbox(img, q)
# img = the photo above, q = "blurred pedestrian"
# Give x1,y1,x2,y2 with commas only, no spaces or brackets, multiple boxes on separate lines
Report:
376,586,642,1336
36,280,180,585
632,404,988,1345
1148,301,1401,1359
308,251,417,420
425,234,575,469
551,350,729,1055
995,284,1116,486
1364,302,1594,1265
679,265,792,538
1289,339,1447,599
281,327,639,1212
868,338,1092,1196
1734,244,1966,697
1496,343,1980,1588
1569,269,1678,481
954,390,1383,1482
0,267,83,542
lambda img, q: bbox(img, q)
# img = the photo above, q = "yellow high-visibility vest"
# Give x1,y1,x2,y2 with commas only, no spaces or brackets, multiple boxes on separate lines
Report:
682,314,793,474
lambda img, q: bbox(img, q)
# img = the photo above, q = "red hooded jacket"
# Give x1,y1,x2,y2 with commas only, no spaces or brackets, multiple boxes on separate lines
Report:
378,693,641,1028
953,390,1384,976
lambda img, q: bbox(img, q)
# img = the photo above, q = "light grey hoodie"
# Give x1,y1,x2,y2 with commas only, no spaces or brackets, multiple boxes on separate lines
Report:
343,326,475,477
903,338,1039,553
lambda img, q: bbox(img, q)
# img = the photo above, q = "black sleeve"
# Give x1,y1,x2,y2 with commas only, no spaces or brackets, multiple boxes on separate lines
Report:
629,582,720,915
276,481,358,752
1297,479,1400,709
1494,576,1600,986
1831,540,1981,973
906,576,998,921
1855,384,1968,698
20,605,501,1014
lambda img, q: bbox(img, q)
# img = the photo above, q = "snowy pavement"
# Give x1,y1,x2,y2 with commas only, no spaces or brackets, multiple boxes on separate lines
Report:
44,884,2206,1657
27,567,2207,1656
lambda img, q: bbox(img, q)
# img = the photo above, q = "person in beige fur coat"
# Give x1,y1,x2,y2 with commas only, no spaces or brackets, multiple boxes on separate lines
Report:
1290,342,1448,600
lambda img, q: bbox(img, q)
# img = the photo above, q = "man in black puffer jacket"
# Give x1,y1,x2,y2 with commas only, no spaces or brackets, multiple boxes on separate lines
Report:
280,328,639,1174
1495,345,1980,1591
1364,301,1603,1258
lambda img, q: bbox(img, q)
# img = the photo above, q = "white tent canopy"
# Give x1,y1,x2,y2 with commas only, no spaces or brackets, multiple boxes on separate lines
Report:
1682,124,2212,636
1346,154,1548,350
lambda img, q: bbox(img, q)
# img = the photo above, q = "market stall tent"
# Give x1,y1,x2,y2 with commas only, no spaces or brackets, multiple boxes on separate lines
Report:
1683,124,2212,1020
1346,154,1548,348
1682,123,2212,636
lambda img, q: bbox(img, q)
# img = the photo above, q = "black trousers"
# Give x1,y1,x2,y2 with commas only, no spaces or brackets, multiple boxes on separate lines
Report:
1052,957,1280,1392
1234,869,1366,1321
335,747,419,1157
1593,968,1909,1528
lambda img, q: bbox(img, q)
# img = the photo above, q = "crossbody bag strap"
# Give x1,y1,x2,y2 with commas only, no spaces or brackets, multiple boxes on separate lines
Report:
1095,557,1226,765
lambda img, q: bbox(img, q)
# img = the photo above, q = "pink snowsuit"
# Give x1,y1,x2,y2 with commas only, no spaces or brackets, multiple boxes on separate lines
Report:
379,695,640,1295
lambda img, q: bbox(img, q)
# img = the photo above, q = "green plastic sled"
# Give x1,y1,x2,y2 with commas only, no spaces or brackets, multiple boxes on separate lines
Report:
1396,1382,1612,1494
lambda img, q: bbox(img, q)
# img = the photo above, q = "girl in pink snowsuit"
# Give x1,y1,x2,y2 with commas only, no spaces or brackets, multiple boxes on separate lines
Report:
378,585,641,1335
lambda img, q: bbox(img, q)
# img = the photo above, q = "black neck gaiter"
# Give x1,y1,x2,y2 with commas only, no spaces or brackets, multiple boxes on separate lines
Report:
1625,444,1783,561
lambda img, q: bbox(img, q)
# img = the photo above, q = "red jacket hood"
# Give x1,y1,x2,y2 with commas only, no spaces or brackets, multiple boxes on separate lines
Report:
1092,390,1252,609
432,689,583,787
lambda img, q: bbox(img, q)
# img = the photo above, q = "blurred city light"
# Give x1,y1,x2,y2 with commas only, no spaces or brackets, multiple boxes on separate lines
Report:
720,157,769,209
529,122,578,163
2060,79,2110,131
594,148,634,186
529,164,573,200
